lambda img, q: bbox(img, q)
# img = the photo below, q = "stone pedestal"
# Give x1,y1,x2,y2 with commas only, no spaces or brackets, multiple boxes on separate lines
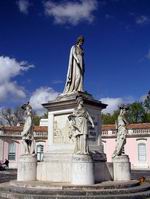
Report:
17,154,37,181
71,154,94,185
37,152,72,182
39,92,107,183
113,155,131,181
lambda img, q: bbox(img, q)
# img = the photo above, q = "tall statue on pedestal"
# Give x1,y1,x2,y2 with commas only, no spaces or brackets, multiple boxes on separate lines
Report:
68,97,94,154
112,106,131,181
112,106,129,158
18,102,37,181
21,102,35,155
63,36,85,94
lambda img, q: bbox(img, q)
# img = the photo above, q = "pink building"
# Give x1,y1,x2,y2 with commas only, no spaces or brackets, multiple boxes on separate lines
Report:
102,123,150,169
0,123,150,169
0,126,48,168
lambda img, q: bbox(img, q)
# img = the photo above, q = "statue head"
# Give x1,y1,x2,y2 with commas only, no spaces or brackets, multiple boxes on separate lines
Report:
119,105,128,115
21,102,32,115
76,35,84,46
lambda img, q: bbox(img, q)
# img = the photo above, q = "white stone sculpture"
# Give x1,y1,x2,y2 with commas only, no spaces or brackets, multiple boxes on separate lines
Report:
21,102,35,154
63,36,85,94
68,97,94,154
112,106,129,158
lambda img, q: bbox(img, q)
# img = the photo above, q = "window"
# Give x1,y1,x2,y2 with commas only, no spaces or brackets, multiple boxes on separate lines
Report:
8,143,16,160
138,143,146,162
37,144,44,161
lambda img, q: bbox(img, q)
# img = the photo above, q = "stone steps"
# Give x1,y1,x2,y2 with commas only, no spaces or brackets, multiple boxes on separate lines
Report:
0,190,150,199
0,181,150,199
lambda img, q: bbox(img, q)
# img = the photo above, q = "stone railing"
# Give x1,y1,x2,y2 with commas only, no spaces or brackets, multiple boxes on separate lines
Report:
102,128,150,137
1,131,48,138
33,131,48,138
132,129,150,135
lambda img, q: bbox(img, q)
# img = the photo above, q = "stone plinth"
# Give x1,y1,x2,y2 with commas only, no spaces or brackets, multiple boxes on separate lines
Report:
71,154,94,185
40,92,107,183
17,154,37,181
113,155,131,181
37,153,72,182
42,92,107,154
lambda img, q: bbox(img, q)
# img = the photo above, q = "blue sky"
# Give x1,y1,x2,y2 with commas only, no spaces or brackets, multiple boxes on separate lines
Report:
0,0,150,114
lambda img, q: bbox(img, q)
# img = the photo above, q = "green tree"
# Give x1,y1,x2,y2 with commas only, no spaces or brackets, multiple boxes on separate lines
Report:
102,109,119,124
144,91,150,113
32,115,41,126
127,102,146,123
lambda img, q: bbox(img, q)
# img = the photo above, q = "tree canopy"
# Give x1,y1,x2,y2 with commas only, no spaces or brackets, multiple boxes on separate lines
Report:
102,91,150,124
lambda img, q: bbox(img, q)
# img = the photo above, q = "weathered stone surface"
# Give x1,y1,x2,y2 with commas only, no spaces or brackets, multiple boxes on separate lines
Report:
0,180,150,199
113,155,131,181
71,154,94,185
17,154,37,181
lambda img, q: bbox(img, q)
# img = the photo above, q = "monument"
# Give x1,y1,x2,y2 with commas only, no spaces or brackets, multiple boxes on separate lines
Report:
36,36,112,184
17,102,37,181
1,36,149,199
112,106,131,181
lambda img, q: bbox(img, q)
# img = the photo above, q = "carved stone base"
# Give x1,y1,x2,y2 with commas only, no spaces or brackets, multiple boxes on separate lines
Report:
17,154,37,181
37,153,72,182
113,155,131,181
71,154,94,185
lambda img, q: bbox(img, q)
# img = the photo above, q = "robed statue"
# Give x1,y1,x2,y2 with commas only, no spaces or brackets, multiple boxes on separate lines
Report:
21,102,35,155
68,97,94,154
63,36,85,94
112,106,129,158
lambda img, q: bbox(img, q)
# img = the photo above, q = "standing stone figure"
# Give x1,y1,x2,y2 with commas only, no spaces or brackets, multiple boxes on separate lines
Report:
112,106,129,158
68,97,94,154
21,102,35,155
64,36,85,94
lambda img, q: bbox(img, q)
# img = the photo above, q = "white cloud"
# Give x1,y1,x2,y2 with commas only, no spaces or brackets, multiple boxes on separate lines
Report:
30,87,59,115
0,56,34,102
0,82,25,101
100,97,134,114
44,0,98,25
101,97,123,114
16,0,30,14
0,56,33,84
136,15,150,25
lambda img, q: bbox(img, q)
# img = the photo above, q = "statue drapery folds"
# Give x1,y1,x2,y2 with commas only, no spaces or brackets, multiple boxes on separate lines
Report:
112,106,129,158
64,36,85,94
68,97,94,154
21,102,35,155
